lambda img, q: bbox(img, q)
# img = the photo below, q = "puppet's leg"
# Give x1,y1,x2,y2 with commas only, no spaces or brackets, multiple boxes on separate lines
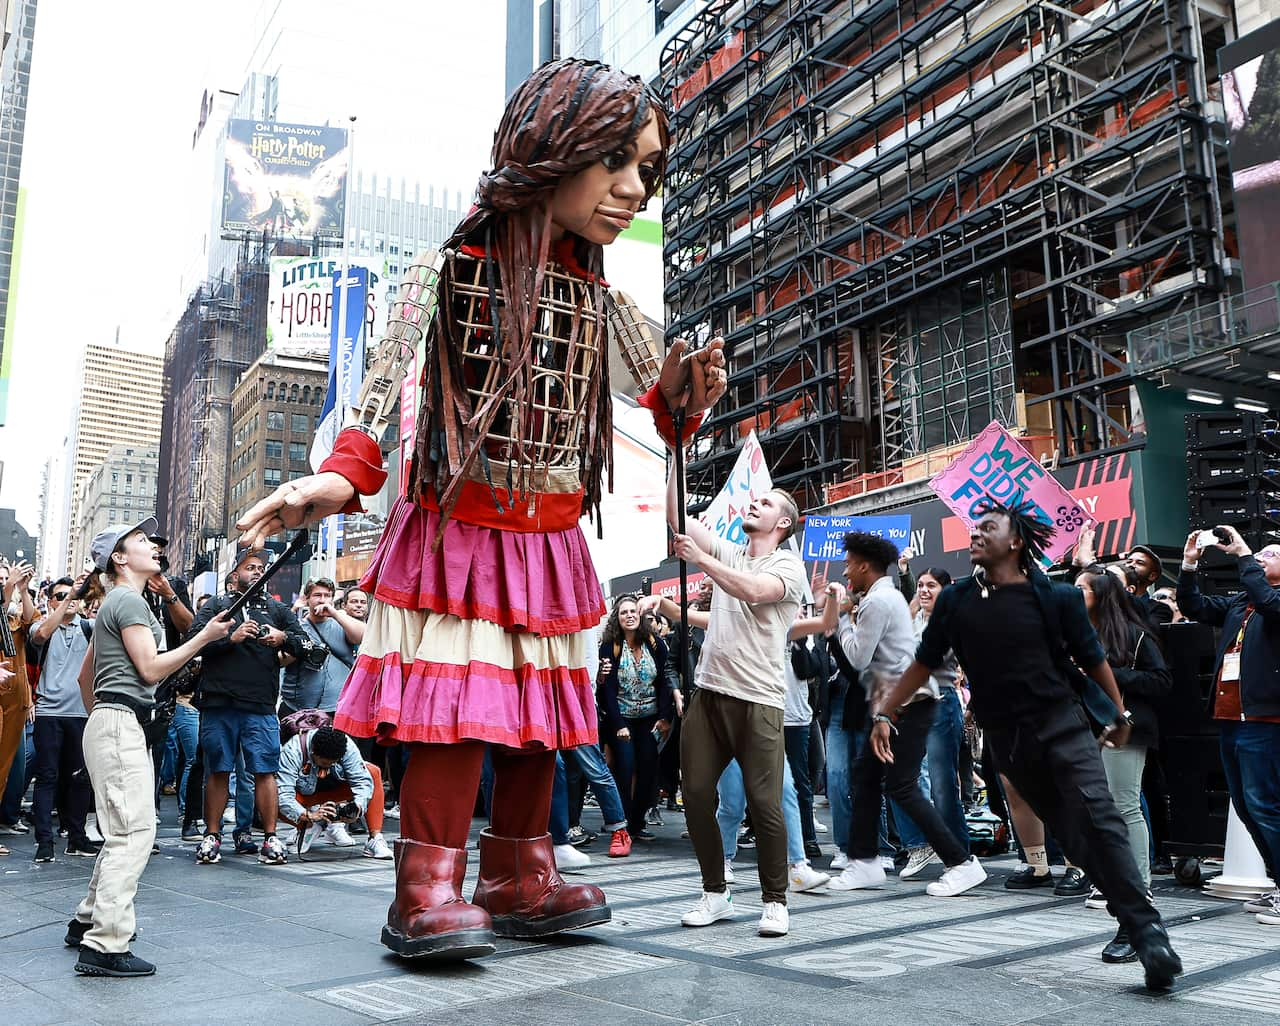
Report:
382,741,495,960
472,745,611,937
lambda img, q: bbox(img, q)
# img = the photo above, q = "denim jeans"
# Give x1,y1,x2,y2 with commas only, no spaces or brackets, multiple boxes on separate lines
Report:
604,716,660,835
171,704,200,821
893,687,969,854
549,746,627,843
784,724,816,846
1220,720,1280,880
717,756,805,865
0,721,34,823
567,743,626,830
159,720,178,787
230,750,255,836
825,682,853,853
1101,744,1149,886
32,716,91,844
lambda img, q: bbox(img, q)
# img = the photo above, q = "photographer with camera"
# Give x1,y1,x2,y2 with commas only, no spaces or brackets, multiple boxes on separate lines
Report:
280,578,364,718
187,547,308,867
275,723,391,860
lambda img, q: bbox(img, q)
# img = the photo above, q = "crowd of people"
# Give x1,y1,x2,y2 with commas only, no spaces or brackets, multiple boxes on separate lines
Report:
2,57,1277,998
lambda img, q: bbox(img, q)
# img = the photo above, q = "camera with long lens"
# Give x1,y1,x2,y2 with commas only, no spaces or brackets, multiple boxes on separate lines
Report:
332,800,360,821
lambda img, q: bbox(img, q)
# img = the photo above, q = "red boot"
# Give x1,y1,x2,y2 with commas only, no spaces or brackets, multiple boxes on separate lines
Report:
382,839,496,960
471,830,611,938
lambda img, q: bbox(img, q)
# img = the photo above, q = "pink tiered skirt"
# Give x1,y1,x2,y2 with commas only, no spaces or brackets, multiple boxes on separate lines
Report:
332,496,605,749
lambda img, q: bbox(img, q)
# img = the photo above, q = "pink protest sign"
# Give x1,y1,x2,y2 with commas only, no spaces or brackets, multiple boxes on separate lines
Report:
928,421,1091,563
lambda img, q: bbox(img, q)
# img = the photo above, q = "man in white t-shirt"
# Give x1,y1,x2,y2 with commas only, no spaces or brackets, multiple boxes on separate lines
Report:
664,458,808,939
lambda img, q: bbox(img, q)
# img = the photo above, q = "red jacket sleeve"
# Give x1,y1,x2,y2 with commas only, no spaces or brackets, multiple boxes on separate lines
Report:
637,383,705,448
318,428,387,512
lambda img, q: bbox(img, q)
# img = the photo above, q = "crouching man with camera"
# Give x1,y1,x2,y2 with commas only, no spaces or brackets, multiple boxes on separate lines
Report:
187,546,308,866
276,724,392,860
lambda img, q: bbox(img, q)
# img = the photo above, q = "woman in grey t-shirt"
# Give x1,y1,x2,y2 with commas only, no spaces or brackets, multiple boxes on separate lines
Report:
70,518,230,979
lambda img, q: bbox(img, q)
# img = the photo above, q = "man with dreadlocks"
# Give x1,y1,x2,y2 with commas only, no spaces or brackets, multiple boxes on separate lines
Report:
867,499,1184,992
236,58,726,962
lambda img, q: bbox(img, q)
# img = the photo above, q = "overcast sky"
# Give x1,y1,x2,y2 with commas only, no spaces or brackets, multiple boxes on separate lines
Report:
0,0,506,531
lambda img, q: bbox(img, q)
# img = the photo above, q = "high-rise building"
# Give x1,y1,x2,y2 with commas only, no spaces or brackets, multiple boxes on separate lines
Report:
73,444,160,573
0,0,39,426
35,447,66,578
64,342,164,570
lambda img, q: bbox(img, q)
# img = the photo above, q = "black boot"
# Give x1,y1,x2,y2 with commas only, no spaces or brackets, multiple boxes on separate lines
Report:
1131,921,1183,990
1100,925,1136,963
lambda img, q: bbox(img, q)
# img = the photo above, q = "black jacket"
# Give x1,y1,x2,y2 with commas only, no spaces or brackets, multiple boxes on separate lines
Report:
187,592,308,714
597,636,676,733
1177,556,1280,719
918,568,1117,728
1107,623,1172,749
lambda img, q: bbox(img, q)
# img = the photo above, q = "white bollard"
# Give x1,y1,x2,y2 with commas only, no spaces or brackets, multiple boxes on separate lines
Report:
1204,803,1275,899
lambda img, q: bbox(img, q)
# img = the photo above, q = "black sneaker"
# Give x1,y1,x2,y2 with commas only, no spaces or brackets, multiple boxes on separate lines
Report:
804,840,823,860
1054,867,1091,897
34,840,55,863
633,828,657,842
1152,854,1174,876
738,829,756,849
233,832,259,856
566,826,595,848
180,821,204,842
1005,865,1054,890
65,838,103,858
74,946,156,978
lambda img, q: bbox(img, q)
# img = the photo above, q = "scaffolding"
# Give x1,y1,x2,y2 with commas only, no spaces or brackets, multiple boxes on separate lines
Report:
156,238,270,574
660,0,1234,510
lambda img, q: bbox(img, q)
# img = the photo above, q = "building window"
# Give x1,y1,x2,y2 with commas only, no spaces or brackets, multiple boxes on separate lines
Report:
290,383,300,403
267,411,284,431
265,440,283,459
289,441,306,463
291,413,309,434
302,385,311,404
266,382,275,400
264,468,282,488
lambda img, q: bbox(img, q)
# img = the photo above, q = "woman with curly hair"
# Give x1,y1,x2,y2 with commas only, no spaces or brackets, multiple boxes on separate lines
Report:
597,594,675,848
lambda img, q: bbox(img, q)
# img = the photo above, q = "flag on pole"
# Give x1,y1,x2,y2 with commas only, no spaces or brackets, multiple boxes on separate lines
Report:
310,266,370,471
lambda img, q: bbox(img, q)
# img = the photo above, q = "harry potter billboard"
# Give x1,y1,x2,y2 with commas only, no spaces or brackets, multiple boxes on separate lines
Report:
222,119,348,237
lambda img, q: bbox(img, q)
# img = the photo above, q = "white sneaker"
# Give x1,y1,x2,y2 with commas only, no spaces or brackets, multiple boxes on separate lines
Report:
789,860,830,893
363,833,393,860
681,889,735,927
300,823,325,854
724,859,735,884
324,822,358,847
900,845,942,880
758,901,789,936
383,803,400,820
926,856,987,897
1084,886,1108,910
554,843,591,871
812,816,828,834
827,858,886,891
831,851,849,871
222,809,236,824
880,855,896,872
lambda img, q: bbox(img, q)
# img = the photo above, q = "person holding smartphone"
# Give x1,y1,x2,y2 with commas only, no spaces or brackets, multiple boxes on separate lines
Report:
69,517,232,978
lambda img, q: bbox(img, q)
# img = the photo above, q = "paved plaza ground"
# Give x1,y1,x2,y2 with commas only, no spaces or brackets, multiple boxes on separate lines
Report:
3,800,1279,1025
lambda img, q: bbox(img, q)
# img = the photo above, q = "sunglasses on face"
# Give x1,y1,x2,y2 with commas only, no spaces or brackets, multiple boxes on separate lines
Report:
52,592,71,602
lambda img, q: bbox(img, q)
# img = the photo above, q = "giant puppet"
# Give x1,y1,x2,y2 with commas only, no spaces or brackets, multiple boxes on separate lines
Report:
237,59,726,961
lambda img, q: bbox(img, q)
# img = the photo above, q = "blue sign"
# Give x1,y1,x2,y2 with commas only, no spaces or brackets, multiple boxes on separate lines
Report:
802,514,912,561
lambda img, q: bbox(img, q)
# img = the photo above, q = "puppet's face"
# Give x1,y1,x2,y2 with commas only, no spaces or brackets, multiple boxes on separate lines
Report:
548,114,663,245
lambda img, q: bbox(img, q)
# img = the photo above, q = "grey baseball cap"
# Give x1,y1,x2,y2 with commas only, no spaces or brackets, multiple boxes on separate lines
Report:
91,516,159,571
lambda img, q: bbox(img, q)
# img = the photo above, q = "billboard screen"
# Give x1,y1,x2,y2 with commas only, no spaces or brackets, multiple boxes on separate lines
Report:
1222,20,1280,289
222,119,348,237
267,255,385,348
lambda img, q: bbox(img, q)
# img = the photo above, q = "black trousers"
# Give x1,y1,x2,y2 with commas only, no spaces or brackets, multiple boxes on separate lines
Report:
851,699,968,866
985,702,1160,935
784,724,816,846
32,716,91,845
